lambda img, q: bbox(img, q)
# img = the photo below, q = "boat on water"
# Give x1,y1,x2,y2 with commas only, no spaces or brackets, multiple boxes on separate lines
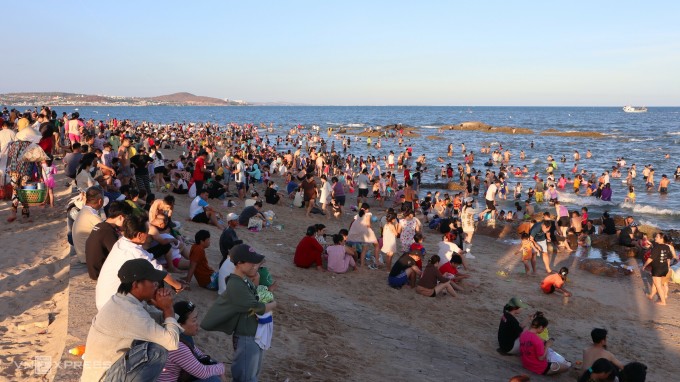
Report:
623,105,648,113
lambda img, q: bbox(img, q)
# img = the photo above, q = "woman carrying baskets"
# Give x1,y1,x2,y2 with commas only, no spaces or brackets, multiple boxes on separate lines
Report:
6,140,48,222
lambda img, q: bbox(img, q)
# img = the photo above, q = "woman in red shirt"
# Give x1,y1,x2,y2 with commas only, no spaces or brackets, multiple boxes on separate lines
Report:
294,226,325,271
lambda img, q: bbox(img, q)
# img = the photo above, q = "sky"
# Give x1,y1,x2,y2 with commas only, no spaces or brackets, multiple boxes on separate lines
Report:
4,1,680,106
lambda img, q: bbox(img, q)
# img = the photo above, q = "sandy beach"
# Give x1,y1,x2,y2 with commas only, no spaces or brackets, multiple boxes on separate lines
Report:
1,151,679,382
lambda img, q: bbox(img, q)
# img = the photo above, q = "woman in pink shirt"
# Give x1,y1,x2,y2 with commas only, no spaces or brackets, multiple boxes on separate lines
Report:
519,315,571,376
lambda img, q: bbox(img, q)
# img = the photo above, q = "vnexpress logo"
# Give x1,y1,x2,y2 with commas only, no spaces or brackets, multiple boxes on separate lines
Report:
34,356,51,375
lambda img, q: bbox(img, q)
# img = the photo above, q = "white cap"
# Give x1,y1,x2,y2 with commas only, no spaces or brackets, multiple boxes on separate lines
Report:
226,213,239,222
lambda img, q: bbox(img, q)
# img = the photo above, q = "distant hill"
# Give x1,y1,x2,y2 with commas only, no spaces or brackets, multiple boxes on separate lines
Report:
148,92,231,105
0,92,248,107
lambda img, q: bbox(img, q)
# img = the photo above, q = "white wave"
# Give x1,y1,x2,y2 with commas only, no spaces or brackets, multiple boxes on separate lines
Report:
326,122,342,125
531,158,541,164
667,131,680,135
345,123,365,127
420,125,441,129
629,138,653,142
637,219,659,228
620,202,680,216
557,192,613,206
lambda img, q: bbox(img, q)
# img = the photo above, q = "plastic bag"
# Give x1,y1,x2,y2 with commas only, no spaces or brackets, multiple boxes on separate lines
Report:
21,143,49,163
248,217,264,230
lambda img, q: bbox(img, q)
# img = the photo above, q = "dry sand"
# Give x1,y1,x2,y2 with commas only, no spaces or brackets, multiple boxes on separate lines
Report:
1,152,679,382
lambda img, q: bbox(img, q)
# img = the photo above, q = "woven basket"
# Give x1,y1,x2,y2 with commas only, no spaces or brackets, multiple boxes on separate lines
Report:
17,188,47,205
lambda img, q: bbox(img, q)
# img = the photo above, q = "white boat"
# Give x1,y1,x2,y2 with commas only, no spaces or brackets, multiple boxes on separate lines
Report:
623,105,647,113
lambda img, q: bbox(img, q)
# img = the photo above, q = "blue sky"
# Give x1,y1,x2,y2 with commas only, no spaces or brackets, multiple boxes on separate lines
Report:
4,1,680,105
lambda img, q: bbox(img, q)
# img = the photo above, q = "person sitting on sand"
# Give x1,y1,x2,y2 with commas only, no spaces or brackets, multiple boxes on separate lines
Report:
540,267,572,297
85,201,132,280
190,188,226,230
519,315,571,376
326,234,358,273
294,225,325,272
95,215,186,310
387,249,422,289
184,230,219,290
81,259,179,382
415,255,458,298
238,200,266,227
582,328,624,372
157,300,225,382
497,297,531,355
72,186,107,264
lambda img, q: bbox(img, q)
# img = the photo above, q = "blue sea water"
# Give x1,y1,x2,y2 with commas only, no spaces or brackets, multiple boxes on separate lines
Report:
46,106,680,229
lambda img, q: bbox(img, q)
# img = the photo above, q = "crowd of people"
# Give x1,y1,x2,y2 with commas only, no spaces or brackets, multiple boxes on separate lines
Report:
1,105,676,381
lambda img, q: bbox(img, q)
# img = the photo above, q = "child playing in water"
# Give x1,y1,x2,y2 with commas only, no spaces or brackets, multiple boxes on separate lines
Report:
624,186,636,203
514,182,523,200
42,158,57,208
517,233,536,274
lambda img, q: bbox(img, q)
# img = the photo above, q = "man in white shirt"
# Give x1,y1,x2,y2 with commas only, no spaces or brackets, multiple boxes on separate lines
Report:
356,169,370,207
82,258,180,381
189,188,226,229
95,215,185,310
233,155,246,199
479,179,500,221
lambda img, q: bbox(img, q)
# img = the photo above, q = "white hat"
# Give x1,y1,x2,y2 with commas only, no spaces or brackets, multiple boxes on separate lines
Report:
464,197,474,203
226,213,239,222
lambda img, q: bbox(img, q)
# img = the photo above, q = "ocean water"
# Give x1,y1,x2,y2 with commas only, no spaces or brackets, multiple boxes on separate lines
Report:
49,106,680,229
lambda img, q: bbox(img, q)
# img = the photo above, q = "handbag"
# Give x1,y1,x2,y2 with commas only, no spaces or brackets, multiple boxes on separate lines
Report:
177,336,218,382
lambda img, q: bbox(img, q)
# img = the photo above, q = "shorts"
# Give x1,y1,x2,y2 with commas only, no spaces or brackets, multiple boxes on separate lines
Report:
536,240,548,254
485,199,495,211
68,133,81,143
334,195,346,206
236,182,245,190
651,266,669,278
172,257,181,268
521,249,533,261
358,188,369,197
388,271,408,288
660,187,667,193
557,216,570,227
416,285,436,297
192,212,209,224
543,285,556,294
147,243,172,259
154,166,168,175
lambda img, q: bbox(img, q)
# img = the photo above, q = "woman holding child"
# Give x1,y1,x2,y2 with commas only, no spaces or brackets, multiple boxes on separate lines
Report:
346,203,381,268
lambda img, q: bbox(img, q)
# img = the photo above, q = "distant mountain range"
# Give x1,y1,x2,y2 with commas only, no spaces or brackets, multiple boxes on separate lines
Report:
0,92,289,107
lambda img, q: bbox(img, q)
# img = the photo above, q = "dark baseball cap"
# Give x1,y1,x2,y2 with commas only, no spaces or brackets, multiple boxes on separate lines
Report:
117,259,167,283
230,244,265,264
506,297,529,309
